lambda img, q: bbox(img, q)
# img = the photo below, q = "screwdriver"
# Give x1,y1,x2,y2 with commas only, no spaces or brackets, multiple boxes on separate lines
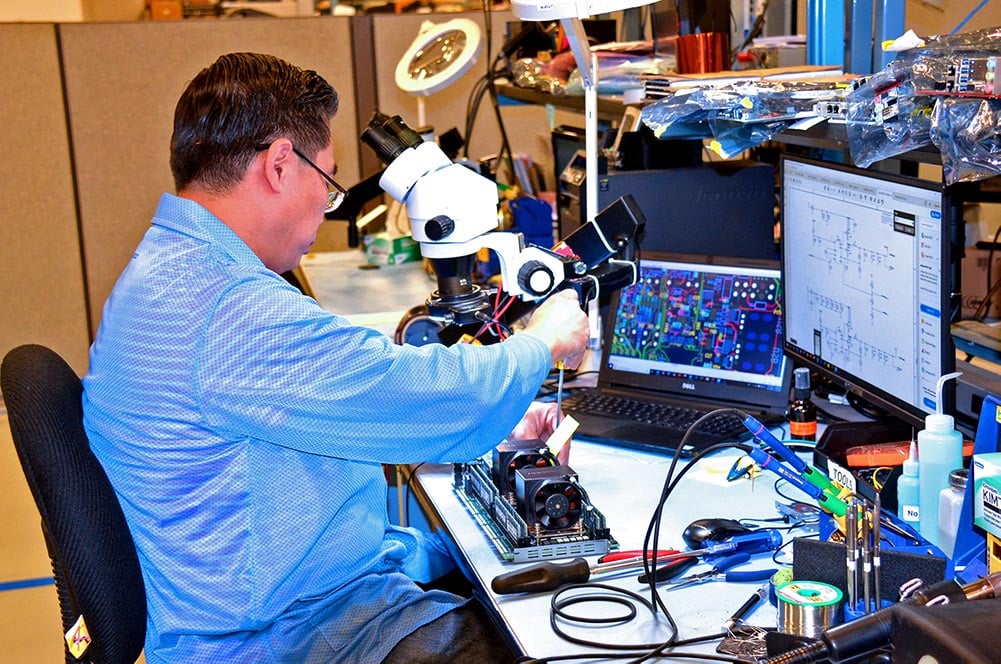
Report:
492,529,783,595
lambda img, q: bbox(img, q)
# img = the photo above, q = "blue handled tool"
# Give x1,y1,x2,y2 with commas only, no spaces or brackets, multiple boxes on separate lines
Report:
664,552,776,591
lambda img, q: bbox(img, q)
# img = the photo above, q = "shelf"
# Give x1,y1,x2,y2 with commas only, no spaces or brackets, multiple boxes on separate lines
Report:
495,82,627,122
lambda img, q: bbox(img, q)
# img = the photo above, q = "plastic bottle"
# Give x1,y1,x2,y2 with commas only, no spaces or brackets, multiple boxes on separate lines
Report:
917,372,964,546
896,440,921,528
789,367,817,442
937,468,969,558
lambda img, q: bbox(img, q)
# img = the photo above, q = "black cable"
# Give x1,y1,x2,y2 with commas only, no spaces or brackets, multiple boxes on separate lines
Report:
985,224,1001,317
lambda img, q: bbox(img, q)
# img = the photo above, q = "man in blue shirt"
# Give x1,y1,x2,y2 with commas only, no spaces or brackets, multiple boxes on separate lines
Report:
82,52,588,662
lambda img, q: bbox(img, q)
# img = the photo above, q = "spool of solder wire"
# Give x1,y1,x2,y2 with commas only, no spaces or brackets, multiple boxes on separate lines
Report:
776,580,843,638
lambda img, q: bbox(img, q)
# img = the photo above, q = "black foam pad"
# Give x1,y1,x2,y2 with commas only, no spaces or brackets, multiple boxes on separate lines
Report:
793,538,947,602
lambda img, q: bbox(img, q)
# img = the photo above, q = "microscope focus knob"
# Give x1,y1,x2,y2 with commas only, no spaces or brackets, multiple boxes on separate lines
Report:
424,215,455,241
518,261,555,296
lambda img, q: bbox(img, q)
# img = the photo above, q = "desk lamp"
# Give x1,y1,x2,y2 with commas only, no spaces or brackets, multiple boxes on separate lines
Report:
395,18,483,130
511,0,657,225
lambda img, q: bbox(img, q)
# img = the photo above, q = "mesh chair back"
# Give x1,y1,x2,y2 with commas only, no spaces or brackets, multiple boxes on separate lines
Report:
1,344,146,664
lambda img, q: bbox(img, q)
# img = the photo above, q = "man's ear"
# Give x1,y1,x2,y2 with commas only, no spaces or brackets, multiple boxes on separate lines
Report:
259,138,295,192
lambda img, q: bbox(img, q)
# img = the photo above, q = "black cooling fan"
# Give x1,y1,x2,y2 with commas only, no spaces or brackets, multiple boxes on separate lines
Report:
491,438,557,493
515,465,587,531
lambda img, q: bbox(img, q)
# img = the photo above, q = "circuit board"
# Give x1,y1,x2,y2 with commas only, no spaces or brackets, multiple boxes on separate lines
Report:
453,458,616,563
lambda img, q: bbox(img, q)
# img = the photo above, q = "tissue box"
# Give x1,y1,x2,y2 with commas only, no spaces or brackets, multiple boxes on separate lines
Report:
363,233,421,266
973,452,1001,537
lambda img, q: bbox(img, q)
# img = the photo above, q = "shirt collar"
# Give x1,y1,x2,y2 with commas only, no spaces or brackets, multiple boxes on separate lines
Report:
152,192,264,268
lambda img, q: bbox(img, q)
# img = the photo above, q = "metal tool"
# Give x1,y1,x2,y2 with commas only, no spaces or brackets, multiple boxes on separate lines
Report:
873,493,881,609
664,552,776,591
723,582,771,630
845,499,857,609
492,529,783,595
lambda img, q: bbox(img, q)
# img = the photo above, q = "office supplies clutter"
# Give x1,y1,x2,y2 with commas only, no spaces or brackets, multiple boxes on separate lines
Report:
917,372,964,546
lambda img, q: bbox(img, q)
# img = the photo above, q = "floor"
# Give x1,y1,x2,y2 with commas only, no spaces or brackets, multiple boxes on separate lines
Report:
0,408,67,662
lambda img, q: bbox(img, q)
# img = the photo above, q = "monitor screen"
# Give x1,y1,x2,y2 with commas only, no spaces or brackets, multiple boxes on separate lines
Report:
780,155,953,427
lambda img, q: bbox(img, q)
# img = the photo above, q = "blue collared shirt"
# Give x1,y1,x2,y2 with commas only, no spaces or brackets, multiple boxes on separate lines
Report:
83,193,550,662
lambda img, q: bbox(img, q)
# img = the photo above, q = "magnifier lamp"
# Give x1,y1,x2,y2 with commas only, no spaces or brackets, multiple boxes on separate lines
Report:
395,17,483,130
511,0,656,225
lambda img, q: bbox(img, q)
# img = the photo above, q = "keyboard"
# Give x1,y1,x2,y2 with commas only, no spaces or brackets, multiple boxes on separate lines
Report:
560,392,748,444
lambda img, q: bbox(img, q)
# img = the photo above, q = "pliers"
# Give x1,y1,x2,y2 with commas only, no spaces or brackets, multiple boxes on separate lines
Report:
661,552,776,591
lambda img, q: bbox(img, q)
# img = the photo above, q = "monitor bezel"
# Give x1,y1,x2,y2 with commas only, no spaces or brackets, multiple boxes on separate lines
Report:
779,154,955,430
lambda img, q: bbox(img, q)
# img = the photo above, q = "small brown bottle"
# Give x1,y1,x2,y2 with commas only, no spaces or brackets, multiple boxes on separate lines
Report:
789,367,817,442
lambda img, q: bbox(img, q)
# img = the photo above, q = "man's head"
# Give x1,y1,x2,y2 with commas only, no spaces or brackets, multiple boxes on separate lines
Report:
170,52,338,194
170,53,341,273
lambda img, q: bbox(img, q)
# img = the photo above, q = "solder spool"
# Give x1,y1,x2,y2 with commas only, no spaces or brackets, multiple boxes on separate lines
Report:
775,580,844,638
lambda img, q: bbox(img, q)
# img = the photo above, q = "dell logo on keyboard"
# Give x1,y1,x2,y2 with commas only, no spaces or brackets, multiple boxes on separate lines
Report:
681,382,696,391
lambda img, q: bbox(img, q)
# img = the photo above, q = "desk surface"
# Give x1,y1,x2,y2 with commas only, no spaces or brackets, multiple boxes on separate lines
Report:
415,440,809,659
299,250,435,336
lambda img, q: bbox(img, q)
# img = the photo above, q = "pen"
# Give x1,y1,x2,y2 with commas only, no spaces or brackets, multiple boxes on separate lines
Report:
722,582,769,631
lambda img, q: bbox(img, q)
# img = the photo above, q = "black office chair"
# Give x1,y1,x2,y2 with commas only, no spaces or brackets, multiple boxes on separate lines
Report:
1,344,146,664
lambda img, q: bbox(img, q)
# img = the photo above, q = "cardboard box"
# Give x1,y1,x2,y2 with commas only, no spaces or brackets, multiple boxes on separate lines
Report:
362,233,421,266
973,452,1001,537
148,1,183,20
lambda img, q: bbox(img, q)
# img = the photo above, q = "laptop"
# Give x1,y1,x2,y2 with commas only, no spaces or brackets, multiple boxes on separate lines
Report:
564,252,792,457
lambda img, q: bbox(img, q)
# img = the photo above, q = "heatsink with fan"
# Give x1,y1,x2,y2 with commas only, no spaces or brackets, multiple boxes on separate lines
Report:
491,438,558,496
453,456,615,563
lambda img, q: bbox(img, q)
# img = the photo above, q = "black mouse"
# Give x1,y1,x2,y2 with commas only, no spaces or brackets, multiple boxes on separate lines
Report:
682,518,751,550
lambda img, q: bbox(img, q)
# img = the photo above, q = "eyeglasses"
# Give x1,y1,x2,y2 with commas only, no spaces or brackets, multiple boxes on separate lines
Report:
291,147,348,214
255,143,347,213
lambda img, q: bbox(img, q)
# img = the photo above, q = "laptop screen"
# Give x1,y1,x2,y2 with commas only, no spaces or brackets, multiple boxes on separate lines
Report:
599,253,789,410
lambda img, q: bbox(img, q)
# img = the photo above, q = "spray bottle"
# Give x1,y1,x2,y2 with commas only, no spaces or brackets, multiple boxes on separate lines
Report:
917,372,963,546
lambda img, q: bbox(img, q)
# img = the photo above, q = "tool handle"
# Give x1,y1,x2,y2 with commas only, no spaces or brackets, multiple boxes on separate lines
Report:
637,555,699,584
491,558,590,595
725,568,777,583
712,552,751,573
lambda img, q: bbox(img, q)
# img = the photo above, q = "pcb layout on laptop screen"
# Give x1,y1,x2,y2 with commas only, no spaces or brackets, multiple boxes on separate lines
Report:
605,256,787,394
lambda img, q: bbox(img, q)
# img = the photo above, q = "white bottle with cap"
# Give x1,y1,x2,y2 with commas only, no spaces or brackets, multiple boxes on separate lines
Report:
896,440,920,528
917,372,963,546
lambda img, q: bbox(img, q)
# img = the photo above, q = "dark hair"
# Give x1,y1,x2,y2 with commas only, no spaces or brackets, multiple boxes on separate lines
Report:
170,52,339,193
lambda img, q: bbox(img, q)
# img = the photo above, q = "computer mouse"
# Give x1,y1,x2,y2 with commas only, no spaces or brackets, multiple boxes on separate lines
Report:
682,518,751,550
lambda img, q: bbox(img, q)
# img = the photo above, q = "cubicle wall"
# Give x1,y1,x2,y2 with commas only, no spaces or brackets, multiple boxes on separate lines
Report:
0,24,91,374
58,17,360,334
0,14,576,377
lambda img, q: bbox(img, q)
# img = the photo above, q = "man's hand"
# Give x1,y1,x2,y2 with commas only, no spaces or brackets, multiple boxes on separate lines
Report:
521,290,589,370
509,401,570,465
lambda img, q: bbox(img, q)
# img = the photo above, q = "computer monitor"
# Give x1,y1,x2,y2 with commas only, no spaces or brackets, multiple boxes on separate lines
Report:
780,155,954,428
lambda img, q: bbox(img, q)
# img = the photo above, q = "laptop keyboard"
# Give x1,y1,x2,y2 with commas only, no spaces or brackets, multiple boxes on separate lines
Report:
563,390,748,437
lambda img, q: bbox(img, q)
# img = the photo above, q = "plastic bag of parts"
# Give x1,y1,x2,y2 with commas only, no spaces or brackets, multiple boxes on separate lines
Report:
565,56,675,96
708,118,791,158
932,97,1001,183
510,58,569,96
641,80,843,143
847,26,1001,172
845,56,934,168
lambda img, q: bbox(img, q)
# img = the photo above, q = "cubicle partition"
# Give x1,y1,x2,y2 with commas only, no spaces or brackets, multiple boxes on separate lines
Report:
0,24,91,373
0,14,577,377
58,17,360,337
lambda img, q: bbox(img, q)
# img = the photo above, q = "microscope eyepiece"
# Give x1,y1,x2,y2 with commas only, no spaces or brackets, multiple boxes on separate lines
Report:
361,112,424,164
